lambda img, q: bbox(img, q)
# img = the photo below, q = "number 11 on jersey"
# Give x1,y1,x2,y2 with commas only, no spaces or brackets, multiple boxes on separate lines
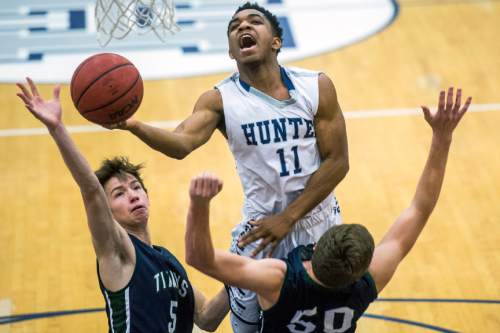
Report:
277,146,302,177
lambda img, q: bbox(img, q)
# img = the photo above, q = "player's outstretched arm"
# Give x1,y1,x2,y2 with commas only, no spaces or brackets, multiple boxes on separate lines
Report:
369,88,472,293
239,73,349,257
185,172,286,308
111,89,223,159
16,78,131,261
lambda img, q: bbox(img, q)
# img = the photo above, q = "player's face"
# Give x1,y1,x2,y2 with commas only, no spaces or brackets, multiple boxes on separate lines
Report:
227,9,281,64
105,174,150,227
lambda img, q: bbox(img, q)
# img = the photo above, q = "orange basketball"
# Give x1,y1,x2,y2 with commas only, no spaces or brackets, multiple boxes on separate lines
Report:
70,53,143,125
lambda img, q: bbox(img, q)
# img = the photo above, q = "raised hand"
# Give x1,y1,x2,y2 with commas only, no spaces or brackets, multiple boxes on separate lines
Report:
238,213,294,258
16,78,62,131
421,87,472,140
189,172,224,205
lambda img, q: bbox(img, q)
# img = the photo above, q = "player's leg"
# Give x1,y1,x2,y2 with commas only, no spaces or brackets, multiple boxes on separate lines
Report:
227,220,265,332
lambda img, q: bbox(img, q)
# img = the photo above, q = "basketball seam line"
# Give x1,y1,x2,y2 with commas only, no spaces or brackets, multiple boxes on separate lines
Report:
81,74,141,117
76,63,133,109
70,53,119,99
71,56,97,102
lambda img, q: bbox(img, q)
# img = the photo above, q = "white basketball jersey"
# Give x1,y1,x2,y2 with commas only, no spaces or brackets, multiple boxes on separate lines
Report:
217,66,327,219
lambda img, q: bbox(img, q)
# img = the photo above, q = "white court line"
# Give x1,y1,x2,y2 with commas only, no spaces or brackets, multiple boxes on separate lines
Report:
1,103,499,138
0,298,12,329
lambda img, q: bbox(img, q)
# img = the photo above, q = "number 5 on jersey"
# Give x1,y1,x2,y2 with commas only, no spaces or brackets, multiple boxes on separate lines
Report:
167,300,177,333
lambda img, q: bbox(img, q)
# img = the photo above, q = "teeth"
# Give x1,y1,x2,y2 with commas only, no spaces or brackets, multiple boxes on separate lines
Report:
240,34,255,48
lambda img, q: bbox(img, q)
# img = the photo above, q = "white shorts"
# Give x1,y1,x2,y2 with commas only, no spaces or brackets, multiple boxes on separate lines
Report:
228,194,342,332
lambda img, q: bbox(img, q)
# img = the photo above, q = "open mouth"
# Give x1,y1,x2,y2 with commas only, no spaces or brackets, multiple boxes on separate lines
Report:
239,34,257,50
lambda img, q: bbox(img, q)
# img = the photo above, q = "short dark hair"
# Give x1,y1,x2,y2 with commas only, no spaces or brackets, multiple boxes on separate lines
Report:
311,224,374,289
95,156,147,193
230,2,283,51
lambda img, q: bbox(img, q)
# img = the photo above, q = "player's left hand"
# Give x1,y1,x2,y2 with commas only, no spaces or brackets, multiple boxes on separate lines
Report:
238,213,295,258
16,77,62,131
421,87,471,140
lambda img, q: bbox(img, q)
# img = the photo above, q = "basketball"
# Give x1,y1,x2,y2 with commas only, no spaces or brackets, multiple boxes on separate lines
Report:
70,53,143,125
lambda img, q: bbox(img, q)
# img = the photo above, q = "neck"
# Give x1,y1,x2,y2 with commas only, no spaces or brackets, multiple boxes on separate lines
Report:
303,261,330,287
237,60,285,95
127,227,152,246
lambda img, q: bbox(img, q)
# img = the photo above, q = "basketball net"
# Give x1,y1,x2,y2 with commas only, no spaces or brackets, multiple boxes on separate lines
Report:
95,0,179,47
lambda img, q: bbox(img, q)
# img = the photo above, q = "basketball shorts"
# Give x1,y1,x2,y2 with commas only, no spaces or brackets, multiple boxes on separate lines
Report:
228,194,342,333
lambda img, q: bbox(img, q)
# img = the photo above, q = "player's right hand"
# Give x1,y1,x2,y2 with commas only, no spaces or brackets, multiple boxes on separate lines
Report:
102,118,136,130
189,172,223,205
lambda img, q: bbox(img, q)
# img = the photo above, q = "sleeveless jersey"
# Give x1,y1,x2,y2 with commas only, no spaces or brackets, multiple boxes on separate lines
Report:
216,66,327,219
97,234,195,333
260,245,378,333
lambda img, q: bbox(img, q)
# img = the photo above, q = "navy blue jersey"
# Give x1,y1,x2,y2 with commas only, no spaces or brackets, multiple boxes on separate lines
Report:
97,234,195,333
261,245,377,333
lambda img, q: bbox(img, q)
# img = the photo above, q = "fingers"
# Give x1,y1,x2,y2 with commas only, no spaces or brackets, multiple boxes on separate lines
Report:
238,229,259,247
16,93,31,106
459,96,472,119
53,84,61,100
250,236,273,258
438,87,471,116
16,82,33,101
16,93,37,115
190,171,222,198
445,87,470,119
421,105,431,123
438,90,446,112
27,77,40,97
445,87,454,111
452,88,462,113
248,220,259,227
103,121,126,130
265,240,279,258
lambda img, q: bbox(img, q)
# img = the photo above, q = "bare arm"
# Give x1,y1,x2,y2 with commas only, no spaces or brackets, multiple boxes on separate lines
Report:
285,73,349,221
185,173,286,308
239,73,349,256
369,88,472,293
118,89,223,159
16,79,132,278
193,287,229,332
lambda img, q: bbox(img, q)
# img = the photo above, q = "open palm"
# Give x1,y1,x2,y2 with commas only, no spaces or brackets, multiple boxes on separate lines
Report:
16,77,62,131
421,87,472,139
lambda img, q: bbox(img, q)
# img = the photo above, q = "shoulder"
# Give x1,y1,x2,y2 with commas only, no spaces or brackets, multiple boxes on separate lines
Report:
317,73,339,113
355,272,378,302
195,89,223,113
318,73,337,94
284,66,321,78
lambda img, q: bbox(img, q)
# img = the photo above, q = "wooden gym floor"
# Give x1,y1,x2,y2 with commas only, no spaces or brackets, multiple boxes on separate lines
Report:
1,1,499,332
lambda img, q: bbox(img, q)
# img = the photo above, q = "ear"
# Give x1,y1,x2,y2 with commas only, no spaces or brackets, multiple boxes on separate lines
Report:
228,49,235,60
271,37,282,52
